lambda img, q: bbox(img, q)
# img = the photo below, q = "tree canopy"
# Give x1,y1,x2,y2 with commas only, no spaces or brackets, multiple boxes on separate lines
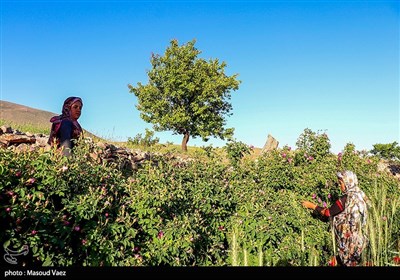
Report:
128,39,241,151
370,142,400,161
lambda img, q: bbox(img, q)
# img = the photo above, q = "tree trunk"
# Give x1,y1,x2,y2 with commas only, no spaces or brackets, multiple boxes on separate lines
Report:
181,132,190,152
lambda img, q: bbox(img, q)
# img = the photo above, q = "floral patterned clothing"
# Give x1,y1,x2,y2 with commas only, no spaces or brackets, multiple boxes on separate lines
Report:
315,171,369,266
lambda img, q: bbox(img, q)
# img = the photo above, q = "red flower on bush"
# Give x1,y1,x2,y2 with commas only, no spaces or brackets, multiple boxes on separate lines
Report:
157,231,164,238
133,246,141,253
393,256,400,265
25,178,36,185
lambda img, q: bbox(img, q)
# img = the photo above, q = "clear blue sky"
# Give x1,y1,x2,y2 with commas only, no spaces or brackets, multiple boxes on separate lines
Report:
1,0,399,153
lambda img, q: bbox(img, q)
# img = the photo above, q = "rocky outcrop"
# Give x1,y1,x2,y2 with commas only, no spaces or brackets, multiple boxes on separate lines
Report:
262,134,279,153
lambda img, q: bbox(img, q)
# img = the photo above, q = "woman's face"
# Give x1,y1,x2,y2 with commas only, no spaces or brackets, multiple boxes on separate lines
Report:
70,101,82,121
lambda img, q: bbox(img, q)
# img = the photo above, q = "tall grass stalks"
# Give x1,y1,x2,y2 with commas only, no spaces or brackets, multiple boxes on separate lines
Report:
365,179,399,266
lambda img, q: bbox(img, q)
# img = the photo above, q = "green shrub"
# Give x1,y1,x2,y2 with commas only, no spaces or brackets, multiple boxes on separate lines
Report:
1,129,399,266
127,128,160,147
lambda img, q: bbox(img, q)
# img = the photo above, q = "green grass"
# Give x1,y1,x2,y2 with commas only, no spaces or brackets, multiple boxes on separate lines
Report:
365,179,400,266
0,119,50,135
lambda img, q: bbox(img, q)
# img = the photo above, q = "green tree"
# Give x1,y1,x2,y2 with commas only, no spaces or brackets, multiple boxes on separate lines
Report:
128,39,241,151
370,141,400,161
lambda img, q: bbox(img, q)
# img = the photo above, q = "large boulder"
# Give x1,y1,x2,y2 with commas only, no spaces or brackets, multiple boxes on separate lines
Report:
262,134,279,153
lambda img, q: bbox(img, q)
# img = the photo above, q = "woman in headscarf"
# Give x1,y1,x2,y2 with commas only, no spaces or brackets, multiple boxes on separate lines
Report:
302,170,369,266
48,96,83,156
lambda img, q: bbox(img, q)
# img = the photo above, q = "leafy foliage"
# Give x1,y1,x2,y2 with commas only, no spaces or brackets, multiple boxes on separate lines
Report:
128,39,241,151
127,128,160,147
370,142,400,162
1,129,399,266
224,139,253,167
295,128,331,160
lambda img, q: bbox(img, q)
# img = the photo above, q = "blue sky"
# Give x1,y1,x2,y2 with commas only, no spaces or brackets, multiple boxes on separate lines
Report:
1,0,399,153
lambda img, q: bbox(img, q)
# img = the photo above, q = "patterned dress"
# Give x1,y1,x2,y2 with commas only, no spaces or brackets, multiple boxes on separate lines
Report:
315,171,369,266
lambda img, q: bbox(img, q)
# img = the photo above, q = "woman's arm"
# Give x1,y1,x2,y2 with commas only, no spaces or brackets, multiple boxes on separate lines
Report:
302,195,347,217
315,195,347,217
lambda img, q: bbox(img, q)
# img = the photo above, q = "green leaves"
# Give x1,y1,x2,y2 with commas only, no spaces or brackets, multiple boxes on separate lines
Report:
0,132,399,266
370,142,400,162
224,139,253,167
129,39,241,151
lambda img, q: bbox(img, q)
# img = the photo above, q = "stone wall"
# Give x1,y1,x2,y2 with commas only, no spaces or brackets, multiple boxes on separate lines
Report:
0,125,190,175
1,125,399,181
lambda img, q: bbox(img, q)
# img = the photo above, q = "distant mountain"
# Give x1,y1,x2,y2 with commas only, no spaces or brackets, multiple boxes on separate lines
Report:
0,100,56,130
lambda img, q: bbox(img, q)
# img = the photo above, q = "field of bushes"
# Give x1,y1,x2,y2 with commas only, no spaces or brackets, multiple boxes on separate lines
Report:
1,128,399,266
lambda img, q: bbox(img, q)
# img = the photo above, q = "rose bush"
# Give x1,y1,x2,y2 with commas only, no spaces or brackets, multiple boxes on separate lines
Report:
1,129,399,266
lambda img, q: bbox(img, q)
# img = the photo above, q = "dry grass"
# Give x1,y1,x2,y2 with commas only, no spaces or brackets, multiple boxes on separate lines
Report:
0,100,56,128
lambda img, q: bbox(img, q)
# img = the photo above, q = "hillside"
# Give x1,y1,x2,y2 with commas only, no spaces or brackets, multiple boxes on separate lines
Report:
0,100,99,139
0,100,56,130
